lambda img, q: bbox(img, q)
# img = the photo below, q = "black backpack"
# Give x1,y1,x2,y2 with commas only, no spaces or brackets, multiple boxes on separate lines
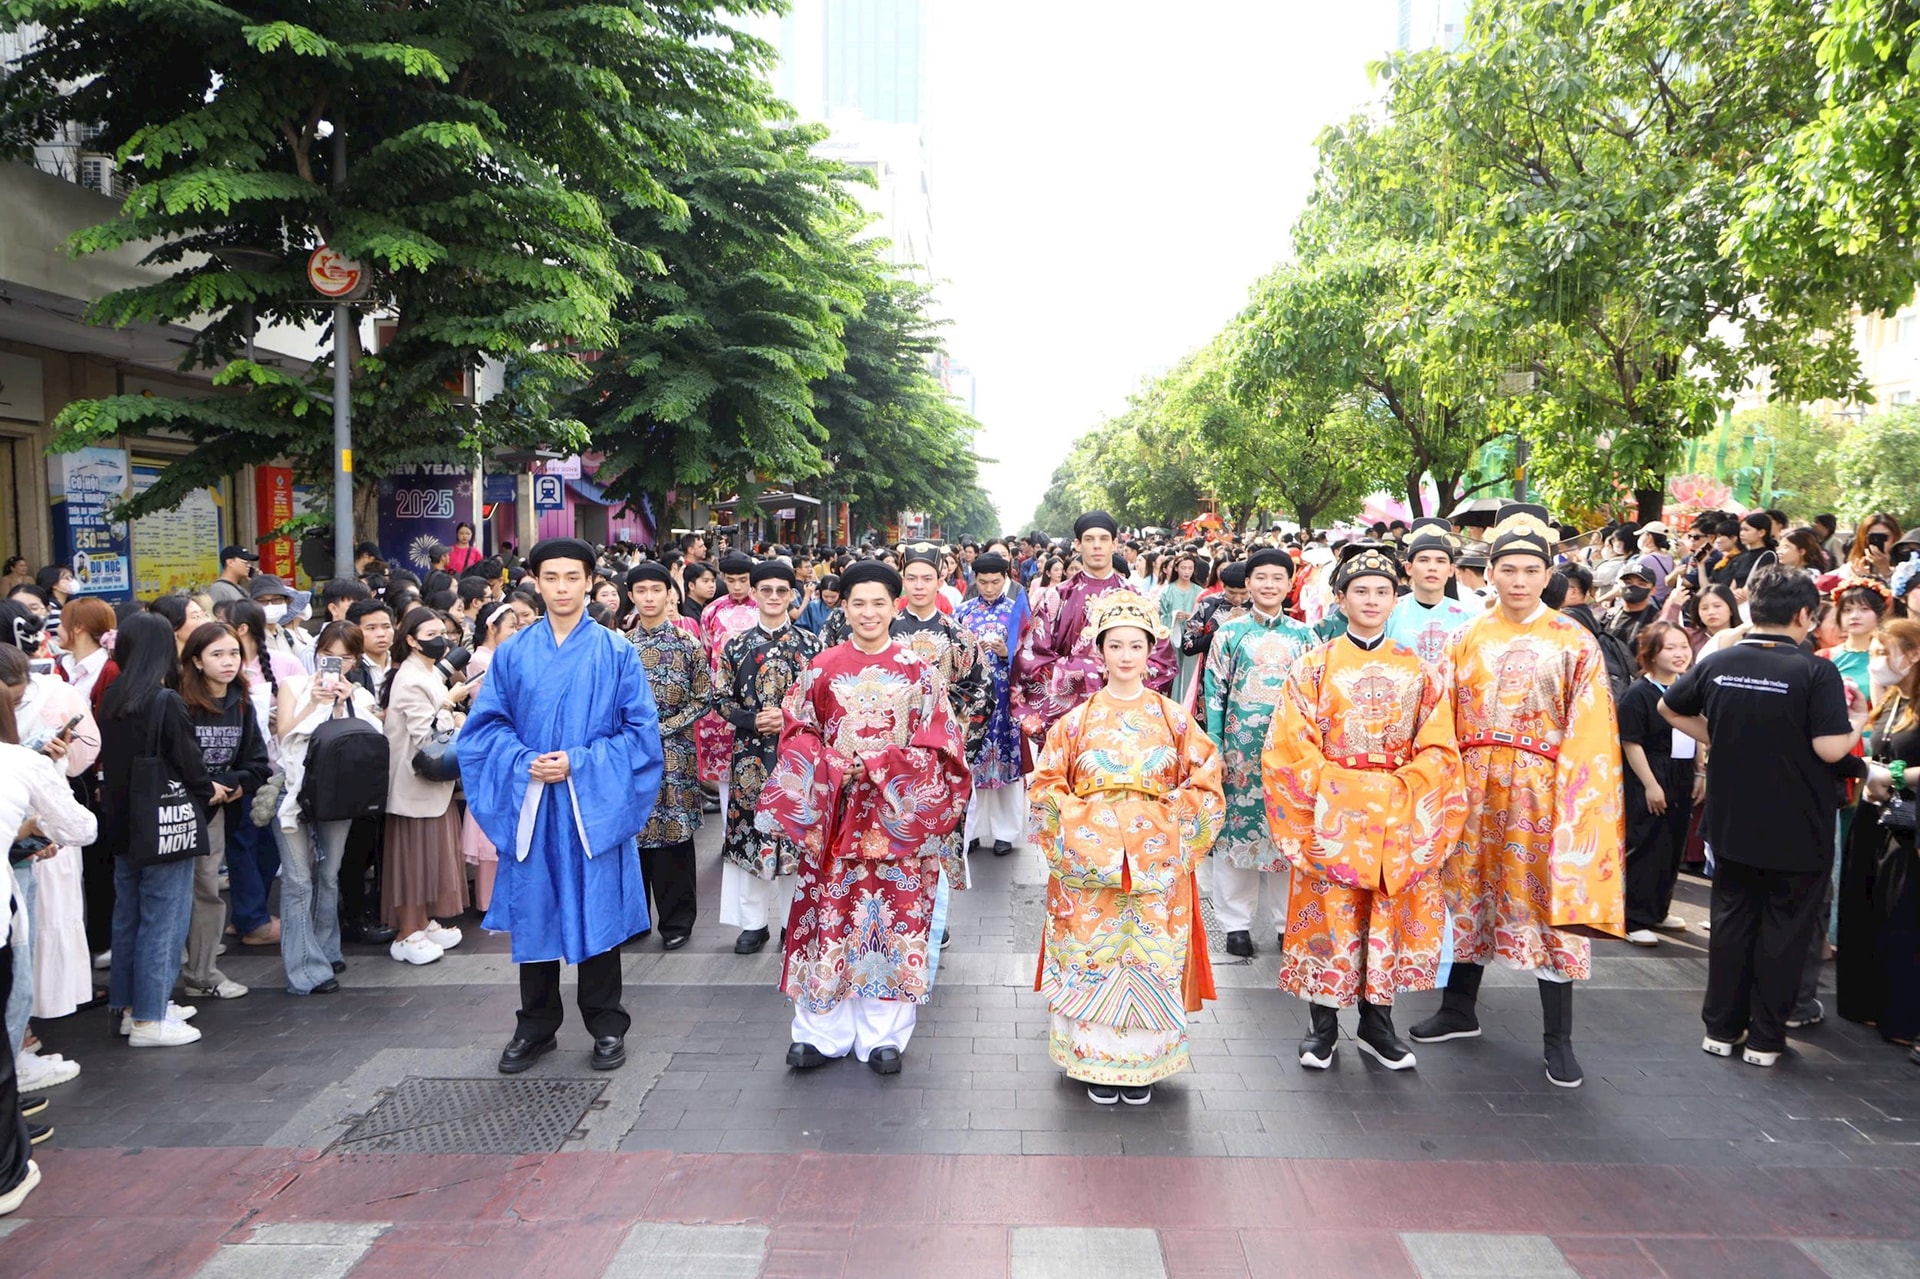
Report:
299,705,390,822
1591,630,1638,704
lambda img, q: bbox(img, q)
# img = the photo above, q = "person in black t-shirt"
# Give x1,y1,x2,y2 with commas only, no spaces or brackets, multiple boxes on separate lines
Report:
1661,569,1864,1066
1618,622,1699,944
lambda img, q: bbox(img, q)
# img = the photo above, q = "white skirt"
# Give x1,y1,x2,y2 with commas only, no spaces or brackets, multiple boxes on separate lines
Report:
33,844,94,1018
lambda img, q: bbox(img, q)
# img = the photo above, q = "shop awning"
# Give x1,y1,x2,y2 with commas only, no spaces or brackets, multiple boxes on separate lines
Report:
711,489,821,511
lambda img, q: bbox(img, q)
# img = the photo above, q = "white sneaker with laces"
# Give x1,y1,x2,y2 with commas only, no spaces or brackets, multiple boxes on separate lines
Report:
183,979,249,1000
390,931,445,965
128,1018,202,1047
423,921,463,951
1626,929,1660,947
14,1052,80,1089
118,1003,199,1036
1657,913,1688,932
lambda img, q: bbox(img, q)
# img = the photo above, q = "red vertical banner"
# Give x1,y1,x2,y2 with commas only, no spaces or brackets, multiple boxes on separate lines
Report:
256,466,296,580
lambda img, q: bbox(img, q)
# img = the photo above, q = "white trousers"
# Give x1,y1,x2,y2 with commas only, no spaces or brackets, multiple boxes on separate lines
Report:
717,862,795,931
1212,859,1289,935
791,996,918,1062
967,781,1027,846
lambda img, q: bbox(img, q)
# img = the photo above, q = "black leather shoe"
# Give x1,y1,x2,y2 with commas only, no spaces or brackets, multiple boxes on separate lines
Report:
867,1046,902,1075
331,960,347,974
786,1042,830,1069
19,1095,47,1119
590,1035,627,1072
345,917,398,945
662,932,691,951
28,1120,51,1146
992,840,1014,857
734,927,770,954
312,978,341,995
967,837,982,853
497,1035,557,1074
1225,930,1254,958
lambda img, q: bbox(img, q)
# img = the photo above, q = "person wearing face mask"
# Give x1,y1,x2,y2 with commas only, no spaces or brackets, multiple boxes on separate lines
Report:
1838,619,1920,1054
1603,558,1663,647
379,608,474,964
250,575,315,673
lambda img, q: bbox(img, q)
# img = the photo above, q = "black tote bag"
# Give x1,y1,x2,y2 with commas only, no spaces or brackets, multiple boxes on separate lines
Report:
127,692,209,868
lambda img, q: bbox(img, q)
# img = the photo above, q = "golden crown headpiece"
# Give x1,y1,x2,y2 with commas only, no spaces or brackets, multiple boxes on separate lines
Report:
1487,502,1556,563
1079,589,1167,645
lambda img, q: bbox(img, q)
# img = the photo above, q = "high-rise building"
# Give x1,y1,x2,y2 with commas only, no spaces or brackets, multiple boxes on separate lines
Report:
1397,0,1469,52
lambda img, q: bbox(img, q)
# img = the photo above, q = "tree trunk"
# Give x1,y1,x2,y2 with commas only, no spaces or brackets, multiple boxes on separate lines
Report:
1433,468,1465,517
1635,484,1664,524
1404,468,1425,517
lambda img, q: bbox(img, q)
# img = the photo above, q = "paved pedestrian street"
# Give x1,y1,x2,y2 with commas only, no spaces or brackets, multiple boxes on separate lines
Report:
10,827,1919,1278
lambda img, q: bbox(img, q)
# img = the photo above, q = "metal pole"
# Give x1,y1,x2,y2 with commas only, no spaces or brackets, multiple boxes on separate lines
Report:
331,126,354,580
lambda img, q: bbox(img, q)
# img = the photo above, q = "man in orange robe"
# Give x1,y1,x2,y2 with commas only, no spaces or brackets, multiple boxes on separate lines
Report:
1410,503,1626,1089
1263,544,1468,1071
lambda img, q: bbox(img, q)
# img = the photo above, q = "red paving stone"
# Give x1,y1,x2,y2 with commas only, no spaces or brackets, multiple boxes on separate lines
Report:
13,1147,1920,1278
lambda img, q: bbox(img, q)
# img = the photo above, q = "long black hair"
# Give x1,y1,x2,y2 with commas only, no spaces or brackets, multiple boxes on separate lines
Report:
215,598,279,709
100,612,181,721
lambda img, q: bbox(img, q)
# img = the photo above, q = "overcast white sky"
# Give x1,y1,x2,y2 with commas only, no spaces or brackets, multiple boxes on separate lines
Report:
922,3,1395,529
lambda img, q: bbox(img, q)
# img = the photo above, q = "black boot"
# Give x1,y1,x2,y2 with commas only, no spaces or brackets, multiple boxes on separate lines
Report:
1355,1000,1416,1070
1298,1003,1339,1069
1224,930,1254,958
1540,978,1583,1088
1409,963,1483,1043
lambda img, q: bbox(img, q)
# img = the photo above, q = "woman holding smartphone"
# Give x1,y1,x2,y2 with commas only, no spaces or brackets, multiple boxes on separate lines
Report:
178,622,270,1004
274,622,382,994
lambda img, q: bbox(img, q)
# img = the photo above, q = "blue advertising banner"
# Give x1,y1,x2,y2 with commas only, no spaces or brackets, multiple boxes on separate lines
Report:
376,463,474,575
47,447,133,600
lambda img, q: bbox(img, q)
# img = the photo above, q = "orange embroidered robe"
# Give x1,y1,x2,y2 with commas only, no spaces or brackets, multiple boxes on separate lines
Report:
1029,689,1225,1085
1445,607,1626,979
1262,635,1467,1006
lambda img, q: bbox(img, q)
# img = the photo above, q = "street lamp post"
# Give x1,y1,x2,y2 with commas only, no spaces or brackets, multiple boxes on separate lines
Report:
331,125,354,581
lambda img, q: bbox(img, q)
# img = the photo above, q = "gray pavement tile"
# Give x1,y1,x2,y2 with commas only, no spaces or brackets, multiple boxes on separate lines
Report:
1399,1233,1579,1279
1010,1227,1166,1279
604,1223,768,1279
1795,1239,1920,1278
1020,1130,1126,1155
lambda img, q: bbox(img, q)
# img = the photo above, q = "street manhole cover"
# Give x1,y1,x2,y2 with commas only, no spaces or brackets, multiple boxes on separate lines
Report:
330,1077,607,1155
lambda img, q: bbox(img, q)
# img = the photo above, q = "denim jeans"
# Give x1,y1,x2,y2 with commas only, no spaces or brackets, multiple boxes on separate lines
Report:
4,861,35,1057
108,855,195,1022
278,820,347,994
224,811,280,935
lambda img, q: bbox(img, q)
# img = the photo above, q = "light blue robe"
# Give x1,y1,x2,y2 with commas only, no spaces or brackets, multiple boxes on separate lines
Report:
458,617,663,964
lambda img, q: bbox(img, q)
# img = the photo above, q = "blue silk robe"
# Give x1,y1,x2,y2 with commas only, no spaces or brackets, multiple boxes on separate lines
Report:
458,617,664,964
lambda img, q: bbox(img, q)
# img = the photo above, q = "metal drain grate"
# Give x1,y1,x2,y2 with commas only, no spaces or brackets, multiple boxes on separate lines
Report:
330,1077,607,1155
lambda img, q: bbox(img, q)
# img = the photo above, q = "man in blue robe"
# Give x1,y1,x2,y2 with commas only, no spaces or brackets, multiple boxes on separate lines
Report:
459,537,664,1074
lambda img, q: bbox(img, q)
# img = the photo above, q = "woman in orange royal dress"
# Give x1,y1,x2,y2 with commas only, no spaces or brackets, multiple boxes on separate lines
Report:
1029,590,1224,1106
1263,544,1467,1073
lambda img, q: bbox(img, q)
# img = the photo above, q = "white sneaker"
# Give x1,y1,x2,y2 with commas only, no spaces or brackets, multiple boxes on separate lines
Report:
15,1052,80,1089
1702,1030,1748,1057
1657,913,1688,932
0,1160,40,1216
91,950,111,970
128,1018,202,1047
118,1003,199,1036
1742,1046,1782,1067
183,979,249,1000
390,931,445,965
423,921,463,951
1626,929,1660,947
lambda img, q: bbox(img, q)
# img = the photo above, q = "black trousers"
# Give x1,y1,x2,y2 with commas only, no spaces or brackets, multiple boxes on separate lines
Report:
1703,859,1829,1053
639,839,697,939
81,838,114,954
0,947,30,1196
1624,759,1694,932
517,946,629,1042
338,816,381,923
